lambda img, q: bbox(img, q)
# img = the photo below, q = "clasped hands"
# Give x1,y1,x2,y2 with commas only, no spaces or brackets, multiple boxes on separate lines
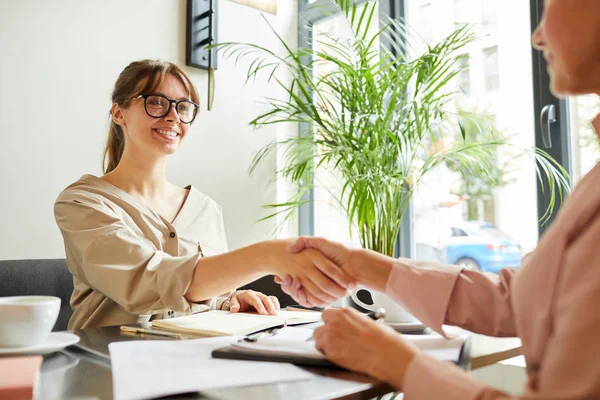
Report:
270,237,417,389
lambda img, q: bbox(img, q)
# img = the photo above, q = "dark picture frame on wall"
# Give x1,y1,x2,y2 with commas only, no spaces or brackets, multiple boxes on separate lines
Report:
186,0,218,71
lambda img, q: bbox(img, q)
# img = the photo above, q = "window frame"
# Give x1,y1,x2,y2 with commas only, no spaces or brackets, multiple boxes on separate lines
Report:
530,0,572,235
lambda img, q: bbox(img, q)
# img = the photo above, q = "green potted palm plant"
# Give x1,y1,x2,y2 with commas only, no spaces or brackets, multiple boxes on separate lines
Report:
213,0,570,257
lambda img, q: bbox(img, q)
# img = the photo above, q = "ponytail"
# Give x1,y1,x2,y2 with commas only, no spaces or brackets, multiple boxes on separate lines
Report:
102,120,125,174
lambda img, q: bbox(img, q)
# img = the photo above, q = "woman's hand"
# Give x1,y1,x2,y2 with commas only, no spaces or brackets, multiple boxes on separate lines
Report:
265,239,357,308
275,237,356,307
313,308,418,390
276,237,394,307
287,237,356,276
228,290,280,315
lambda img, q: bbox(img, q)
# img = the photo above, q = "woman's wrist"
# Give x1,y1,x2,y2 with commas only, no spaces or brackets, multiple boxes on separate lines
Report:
220,291,236,311
242,241,279,275
370,332,417,388
352,249,394,292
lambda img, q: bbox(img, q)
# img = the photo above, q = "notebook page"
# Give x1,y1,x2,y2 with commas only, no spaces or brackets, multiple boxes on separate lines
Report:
152,311,286,336
272,310,323,325
152,310,322,336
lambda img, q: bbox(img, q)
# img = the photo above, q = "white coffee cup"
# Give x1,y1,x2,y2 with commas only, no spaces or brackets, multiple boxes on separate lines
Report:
0,296,61,347
351,288,417,323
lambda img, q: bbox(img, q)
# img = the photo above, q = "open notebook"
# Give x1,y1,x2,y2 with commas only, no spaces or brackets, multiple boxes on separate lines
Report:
152,310,322,337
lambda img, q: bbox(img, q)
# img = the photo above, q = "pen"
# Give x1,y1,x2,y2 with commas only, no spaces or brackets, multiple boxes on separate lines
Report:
305,308,387,342
120,326,181,339
366,308,386,322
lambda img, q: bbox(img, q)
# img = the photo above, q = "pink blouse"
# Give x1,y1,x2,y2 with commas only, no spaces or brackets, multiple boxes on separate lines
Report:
386,117,600,399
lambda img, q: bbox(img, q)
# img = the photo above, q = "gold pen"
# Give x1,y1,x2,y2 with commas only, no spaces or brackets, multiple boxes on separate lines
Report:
120,326,181,339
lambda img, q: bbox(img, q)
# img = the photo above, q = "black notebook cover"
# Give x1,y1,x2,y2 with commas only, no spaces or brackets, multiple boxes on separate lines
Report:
212,336,472,370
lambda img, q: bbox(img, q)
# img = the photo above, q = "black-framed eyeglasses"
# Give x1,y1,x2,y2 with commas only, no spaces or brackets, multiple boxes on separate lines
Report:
133,94,199,124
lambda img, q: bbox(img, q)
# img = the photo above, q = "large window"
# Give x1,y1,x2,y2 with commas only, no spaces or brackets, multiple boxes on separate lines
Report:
406,0,540,272
299,0,572,274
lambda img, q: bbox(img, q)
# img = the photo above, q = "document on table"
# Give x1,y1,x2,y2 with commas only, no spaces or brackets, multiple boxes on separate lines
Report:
271,326,315,341
231,331,466,363
109,337,313,400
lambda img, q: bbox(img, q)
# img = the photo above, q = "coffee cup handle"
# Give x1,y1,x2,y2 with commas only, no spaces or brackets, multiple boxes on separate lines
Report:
350,288,377,312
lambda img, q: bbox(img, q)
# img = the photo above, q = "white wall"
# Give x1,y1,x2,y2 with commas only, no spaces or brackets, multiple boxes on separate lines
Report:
0,0,298,260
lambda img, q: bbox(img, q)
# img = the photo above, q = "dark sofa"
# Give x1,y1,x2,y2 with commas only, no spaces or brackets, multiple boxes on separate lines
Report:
0,259,294,332
0,259,74,331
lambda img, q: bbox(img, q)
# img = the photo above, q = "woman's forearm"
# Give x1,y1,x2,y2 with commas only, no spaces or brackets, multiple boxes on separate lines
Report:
184,242,274,302
352,248,395,292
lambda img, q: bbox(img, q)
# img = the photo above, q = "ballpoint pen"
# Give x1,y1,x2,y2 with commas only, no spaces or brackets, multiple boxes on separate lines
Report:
120,326,181,339
366,308,386,322
242,325,284,343
304,308,387,342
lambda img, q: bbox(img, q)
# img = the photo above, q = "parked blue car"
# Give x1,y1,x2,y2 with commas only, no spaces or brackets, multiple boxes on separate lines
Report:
444,221,523,273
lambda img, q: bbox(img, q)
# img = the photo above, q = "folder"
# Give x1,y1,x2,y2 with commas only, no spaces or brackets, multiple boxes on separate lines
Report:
212,333,472,370
213,344,339,368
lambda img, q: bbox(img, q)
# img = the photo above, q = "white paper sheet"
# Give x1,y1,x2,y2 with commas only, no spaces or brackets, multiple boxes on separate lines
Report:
232,332,466,363
109,337,313,400
272,326,315,341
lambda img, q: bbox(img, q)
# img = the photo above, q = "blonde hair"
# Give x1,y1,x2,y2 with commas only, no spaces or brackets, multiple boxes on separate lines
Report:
103,60,200,174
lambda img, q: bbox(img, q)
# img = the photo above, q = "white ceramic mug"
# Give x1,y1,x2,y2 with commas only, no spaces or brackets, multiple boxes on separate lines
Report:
0,296,60,347
351,288,417,323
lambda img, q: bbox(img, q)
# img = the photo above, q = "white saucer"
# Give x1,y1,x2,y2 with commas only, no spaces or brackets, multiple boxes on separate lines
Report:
385,320,427,333
0,332,80,356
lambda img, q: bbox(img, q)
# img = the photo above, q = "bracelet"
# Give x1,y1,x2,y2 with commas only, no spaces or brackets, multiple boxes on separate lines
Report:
221,291,237,311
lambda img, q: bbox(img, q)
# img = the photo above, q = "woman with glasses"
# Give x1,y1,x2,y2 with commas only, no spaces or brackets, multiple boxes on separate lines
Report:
280,1,600,398
54,60,354,330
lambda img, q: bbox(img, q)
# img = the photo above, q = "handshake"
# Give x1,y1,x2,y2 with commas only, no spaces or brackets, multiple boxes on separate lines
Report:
268,237,384,308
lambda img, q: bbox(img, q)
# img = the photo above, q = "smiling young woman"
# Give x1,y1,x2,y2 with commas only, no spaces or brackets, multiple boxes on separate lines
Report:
54,60,355,330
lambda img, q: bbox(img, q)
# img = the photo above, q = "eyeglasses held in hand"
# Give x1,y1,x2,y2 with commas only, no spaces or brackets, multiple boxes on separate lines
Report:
133,94,199,124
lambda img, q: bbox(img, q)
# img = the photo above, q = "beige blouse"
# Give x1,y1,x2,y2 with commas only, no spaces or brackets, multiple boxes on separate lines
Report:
54,175,229,330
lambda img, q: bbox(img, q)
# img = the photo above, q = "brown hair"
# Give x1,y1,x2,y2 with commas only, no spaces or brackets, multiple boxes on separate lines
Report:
102,60,200,174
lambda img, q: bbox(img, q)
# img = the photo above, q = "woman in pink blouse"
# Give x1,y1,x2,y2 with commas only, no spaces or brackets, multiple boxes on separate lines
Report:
279,1,600,398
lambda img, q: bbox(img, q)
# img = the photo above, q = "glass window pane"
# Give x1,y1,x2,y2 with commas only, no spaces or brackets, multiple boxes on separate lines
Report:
569,95,600,184
482,0,498,33
483,46,500,93
407,0,537,274
418,2,433,43
457,55,471,96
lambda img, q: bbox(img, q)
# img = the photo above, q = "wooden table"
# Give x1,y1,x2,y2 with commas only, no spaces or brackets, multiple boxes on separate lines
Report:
444,325,522,370
34,325,521,399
